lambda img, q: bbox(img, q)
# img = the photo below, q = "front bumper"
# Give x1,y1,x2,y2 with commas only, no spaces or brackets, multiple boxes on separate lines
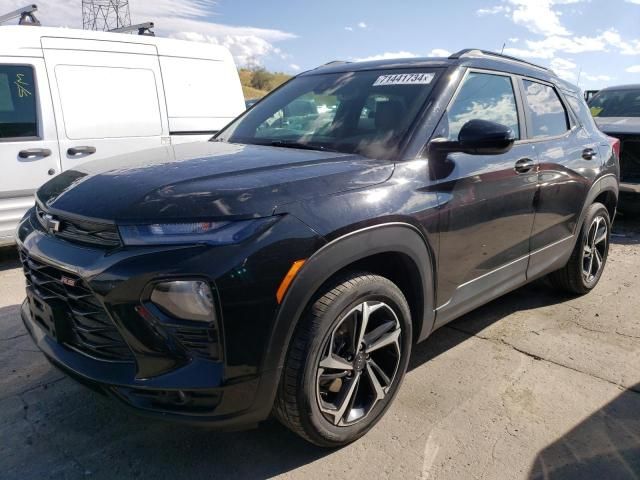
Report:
16,208,323,425
21,300,269,425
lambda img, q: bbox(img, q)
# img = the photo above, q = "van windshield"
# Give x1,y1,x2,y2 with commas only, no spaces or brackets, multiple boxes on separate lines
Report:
589,88,640,118
216,68,441,160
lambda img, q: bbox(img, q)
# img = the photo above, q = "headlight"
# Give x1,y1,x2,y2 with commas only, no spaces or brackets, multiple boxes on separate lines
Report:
150,280,216,322
118,217,277,246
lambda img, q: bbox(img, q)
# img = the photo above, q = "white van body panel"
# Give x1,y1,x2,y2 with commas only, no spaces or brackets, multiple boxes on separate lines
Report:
0,26,244,245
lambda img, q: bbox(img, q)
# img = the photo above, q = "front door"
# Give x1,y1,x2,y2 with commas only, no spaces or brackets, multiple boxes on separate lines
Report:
0,58,61,242
431,70,538,324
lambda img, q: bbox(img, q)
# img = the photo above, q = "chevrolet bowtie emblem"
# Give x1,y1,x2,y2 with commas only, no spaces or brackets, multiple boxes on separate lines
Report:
43,214,61,233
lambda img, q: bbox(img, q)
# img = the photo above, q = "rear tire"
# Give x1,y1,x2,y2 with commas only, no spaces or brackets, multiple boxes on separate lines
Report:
274,272,412,447
549,202,611,294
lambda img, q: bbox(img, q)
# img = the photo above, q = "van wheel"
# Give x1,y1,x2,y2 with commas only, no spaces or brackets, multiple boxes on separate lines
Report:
274,273,412,447
549,202,611,294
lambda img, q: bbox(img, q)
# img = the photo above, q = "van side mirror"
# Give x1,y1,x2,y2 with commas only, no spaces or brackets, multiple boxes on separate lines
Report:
429,119,516,155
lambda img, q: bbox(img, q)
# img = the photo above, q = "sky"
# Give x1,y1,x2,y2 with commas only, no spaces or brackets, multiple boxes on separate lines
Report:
0,0,638,90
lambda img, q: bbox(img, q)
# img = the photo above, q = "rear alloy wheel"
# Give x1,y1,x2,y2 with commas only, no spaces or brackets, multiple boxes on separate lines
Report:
549,202,611,294
274,273,412,447
582,214,608,285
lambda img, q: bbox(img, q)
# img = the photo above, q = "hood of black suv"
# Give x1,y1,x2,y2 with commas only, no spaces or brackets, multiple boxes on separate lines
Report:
36,142,393,222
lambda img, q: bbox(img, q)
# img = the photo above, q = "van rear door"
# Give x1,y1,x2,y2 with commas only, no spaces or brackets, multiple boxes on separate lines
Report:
0,58,61,244
41,38,169,172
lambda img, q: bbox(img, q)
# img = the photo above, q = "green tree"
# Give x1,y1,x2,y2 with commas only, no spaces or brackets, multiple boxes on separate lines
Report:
250,67,274,91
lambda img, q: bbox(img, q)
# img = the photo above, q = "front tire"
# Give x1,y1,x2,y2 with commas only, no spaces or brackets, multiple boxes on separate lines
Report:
274,273,412,447
549,202,611,294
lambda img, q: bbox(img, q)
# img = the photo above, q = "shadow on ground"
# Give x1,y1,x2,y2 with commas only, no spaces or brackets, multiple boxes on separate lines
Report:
528,383,640,479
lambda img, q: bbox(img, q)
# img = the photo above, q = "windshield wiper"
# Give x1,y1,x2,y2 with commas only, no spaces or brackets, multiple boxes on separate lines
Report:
268,140,335,152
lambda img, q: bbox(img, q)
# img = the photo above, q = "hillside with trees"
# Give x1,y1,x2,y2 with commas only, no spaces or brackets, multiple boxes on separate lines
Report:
239,67,292,100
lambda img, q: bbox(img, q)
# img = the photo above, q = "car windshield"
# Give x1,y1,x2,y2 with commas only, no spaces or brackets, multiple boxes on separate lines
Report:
216,68,441,160
589,88,640,117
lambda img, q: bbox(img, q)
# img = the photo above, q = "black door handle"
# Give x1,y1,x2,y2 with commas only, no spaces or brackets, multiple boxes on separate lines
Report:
582,148,597,160
67,146,96,156
18,148,52,159
514,158,535,174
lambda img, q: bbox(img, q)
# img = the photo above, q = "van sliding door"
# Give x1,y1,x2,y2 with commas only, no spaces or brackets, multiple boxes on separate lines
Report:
41,37,169,172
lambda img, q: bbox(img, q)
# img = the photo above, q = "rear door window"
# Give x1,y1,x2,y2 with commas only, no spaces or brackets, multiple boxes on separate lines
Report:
522,80,569,138
0,65,38,139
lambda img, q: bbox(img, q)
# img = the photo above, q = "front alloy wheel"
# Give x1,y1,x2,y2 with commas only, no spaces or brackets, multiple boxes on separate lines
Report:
274,273,412,447
316,300,402,427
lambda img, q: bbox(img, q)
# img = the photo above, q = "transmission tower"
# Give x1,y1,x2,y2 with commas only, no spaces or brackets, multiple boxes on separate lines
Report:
82,0,131,32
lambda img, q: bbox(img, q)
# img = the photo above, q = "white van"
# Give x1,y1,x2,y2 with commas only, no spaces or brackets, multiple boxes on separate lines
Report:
0,25,245,245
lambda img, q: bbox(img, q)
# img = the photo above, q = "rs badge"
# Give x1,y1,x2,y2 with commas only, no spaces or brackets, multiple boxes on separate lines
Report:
60,276,77,287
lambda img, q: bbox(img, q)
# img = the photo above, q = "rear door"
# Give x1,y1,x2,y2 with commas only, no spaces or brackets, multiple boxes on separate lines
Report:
41,37,169,172
519,78,595,278
0,59,61,242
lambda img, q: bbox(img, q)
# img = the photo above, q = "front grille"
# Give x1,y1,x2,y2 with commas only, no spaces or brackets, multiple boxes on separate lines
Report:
620,136,640,182
20,250,134,362
606,134,640,183
35,205,121,248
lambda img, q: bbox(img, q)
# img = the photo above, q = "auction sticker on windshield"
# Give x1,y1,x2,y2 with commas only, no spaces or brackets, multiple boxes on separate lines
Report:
373,73,435,86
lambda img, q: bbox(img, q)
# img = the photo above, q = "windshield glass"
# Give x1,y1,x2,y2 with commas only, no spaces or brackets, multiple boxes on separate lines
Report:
216,68,441,160
589,88,640,117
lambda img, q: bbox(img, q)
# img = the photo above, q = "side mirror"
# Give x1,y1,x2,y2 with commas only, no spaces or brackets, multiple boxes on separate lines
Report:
429,119,516,155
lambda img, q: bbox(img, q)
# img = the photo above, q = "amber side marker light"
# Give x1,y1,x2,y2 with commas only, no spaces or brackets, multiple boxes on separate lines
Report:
276,260,306,304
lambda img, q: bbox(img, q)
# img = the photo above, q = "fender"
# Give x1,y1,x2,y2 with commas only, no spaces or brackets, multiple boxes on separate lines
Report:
258,222,436,397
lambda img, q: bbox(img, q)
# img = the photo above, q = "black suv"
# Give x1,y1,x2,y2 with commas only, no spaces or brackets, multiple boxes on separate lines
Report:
16,49,619,447
588,84,640,213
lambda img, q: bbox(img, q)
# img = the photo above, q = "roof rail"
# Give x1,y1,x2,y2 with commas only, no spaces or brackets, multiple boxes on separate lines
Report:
322,60,351,66
448,49,552,73
110,22,155,36
0,4,40,26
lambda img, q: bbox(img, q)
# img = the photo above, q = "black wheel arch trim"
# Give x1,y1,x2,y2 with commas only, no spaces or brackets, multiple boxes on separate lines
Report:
575,174,618,238
258,222,436,412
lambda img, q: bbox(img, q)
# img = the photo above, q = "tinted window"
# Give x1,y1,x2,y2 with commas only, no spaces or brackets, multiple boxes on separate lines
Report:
444,72,520,140
588,89,640,117
219,69,440,160
0,65,38,139
523,80,569,138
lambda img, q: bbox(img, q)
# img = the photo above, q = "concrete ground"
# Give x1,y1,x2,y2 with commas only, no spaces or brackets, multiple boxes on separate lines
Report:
1,217,639,480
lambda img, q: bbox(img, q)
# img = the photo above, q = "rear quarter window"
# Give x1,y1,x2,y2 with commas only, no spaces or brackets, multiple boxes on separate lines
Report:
565,93,598,131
